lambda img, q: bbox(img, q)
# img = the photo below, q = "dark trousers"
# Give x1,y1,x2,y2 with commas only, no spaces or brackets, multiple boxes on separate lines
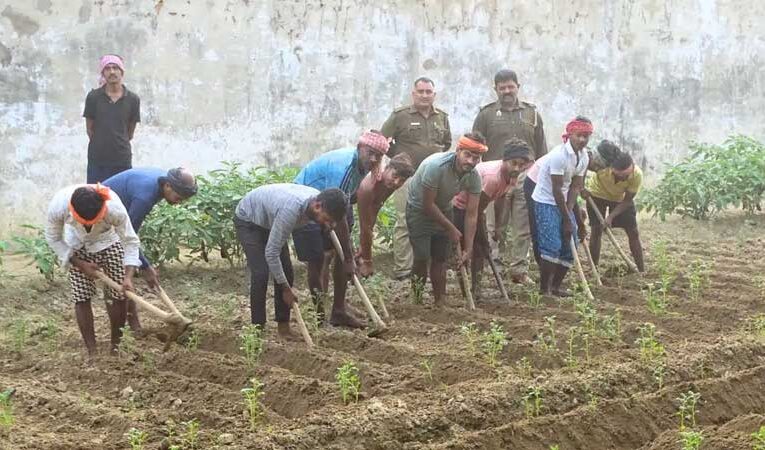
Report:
234,217,293,326
87,163,131,183
523,176,541,267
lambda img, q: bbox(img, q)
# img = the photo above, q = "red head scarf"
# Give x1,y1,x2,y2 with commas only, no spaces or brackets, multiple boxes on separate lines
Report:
561,118,594,143
358,131,390,154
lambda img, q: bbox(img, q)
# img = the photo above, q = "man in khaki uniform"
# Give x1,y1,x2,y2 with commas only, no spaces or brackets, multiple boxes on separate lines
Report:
472,69,547,284
382,77,452,279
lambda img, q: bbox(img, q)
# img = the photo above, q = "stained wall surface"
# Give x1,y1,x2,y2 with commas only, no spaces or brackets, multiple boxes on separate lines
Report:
1,0,763,230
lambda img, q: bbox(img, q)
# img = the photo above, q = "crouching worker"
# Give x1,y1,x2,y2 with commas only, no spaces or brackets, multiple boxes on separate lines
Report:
355,153,415,277
44,184,141,358
583,143,645,272
452,138,533,301
234,184,347,339
406,133,485,307
103,167,198,332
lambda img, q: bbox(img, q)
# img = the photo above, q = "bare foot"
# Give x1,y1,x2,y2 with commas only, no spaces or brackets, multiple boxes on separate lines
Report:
329,310,366,329
277,322,301,341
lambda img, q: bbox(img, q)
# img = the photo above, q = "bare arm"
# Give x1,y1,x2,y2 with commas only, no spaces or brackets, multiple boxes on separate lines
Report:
423,186,460,241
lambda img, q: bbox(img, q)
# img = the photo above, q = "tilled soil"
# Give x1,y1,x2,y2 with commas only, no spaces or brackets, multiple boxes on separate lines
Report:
1,214,764,450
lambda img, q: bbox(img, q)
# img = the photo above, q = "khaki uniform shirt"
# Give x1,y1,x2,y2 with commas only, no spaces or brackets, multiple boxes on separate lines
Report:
472,100,547,162
381,105,452,169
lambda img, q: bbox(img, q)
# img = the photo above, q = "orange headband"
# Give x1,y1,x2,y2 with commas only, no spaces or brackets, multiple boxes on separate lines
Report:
69,183,111,226
457,136,488,153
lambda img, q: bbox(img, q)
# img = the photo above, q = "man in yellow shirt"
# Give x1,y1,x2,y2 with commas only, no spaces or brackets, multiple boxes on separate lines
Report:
584,145,645,272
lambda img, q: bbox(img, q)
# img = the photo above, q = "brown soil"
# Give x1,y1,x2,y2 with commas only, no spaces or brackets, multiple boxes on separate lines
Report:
1,213,764,450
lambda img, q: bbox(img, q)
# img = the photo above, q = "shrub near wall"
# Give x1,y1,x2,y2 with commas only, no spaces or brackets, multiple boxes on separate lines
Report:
642,135,765,220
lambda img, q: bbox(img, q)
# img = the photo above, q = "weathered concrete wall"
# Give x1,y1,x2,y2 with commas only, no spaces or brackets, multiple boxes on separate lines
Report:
1,0,763,231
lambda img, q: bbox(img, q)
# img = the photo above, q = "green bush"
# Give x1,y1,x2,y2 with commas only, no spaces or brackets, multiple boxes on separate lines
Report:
11,225,59,281
642,135,765,220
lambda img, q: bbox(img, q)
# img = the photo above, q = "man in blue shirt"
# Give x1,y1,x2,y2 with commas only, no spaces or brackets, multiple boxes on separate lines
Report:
293,130,389,328
103,167,198,331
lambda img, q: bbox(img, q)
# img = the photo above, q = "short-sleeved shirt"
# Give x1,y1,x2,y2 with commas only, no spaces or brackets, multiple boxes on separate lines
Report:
472,100,547,162
407,152,482,214
381,105,451,169
587,166,643,202
83,85,141,166
452,160,515,210
526,153,549,184
532,142,589,206
294,147,367,199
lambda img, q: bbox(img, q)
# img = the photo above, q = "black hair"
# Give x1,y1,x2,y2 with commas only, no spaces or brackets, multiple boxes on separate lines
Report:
414,77,435,88
70,187,105,220
574,115,592,124
462,131,486,145
494,69,519,86
612,152,634,171
388,153,415,178
596,140,621,166
316,188,348,221
503,138,532,160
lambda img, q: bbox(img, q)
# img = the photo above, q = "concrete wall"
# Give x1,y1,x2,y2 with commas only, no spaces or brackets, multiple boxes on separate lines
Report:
1,0,763,231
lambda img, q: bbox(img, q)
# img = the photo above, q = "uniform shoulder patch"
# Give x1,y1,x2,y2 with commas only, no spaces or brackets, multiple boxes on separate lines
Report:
434,107,449,116
521,100,537,109
393,105,411,113
479,102,498,111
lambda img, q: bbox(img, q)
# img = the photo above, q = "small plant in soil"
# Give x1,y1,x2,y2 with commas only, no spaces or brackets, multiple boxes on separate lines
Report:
676,390,701,431
126,427,148,450
336,361,361,404
745,313,765,339
644,283,669,315
565,327,579,368
599,310,622,341
118,325,137,360
687,259,711,302
515,357,533,378
0,389,15,432
184,328,201,352
217,295,238,321
614,265,628,289
239,324,265,368
481,321,509,367
181,418,200,450
549,446,560,450
241,378,265,431
653,240,676,290
581,331,592,366
411,278,425,305
459,322,480,356
652,361,668,389
635,323,665,365
526,287,541,308
522,384,543,418
10,319,28,354
752,425,765,450
535,316,557,354
573,295,598,333
679,430,704,450
299,300,321,337
11,224,59,282
420,359,434,383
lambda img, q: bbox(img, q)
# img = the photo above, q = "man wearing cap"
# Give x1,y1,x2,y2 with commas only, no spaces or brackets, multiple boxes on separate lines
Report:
452,138,534,301
583,145,645,272
381,77,452,280
83,54,141,183
532,116,593,296
406,133,485,307
293,130,388,328
44,183,141,358
103,167,198,331
472,69,547,285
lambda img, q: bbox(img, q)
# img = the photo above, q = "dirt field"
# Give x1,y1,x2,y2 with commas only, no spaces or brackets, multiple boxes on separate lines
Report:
1,213,764,450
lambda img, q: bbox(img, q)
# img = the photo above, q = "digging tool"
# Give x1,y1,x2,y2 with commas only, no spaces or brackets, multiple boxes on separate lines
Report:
585,196,639,273
95,272,192,348
290,301,314,347
328,230,388,335
457,242,476,311
570,237,595,301
581,238,603,286
486,255,512,304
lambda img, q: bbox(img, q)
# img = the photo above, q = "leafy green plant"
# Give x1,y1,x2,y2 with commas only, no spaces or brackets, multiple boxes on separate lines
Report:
481,321,509,367
459,322,480,356
336,361,361,404
573,294,598,333
239,324,265,368
526,287,541,308
535,316,557,354
644,283,669,315
420,359,434,383
241,378,265,431
687,259,711,302
411,277,425,305
635,323,665,364
642,135,765,220
11,225,59,281
126,427,148,450
522,385,543,418
515,357,533,378
184,328,201,352
565,327,579,368
653,362,668,389
679,430,703,450
676,390,702,431
599,310,622,341
299,299,321,337
181,419,200,450
752,425,765,450
0,389,14,431
118,325,137,359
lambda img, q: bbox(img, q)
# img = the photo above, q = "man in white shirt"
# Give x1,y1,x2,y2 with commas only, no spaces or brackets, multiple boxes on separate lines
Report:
45,184,141,358
531,116,593,296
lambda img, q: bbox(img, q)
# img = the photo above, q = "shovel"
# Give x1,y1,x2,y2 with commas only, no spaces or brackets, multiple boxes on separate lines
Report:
481,221,510,304
328,230,388,337
570,237,595,301
586,197,639,274
457,242,476,311
581,238,603,286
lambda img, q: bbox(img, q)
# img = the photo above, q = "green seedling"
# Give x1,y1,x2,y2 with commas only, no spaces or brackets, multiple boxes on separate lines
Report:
336,361,361,404
653,240,676,290
459,322,480,356
217,295,238,321
635,323,666,364
599,310,622,341
549,446,560,450
181,419,200,450
687,259,711,302
752,425,765,450
11,224,59,282
0,389,14,431
184,328,201,352
581,332,591,366
481,321,509,367
679,430,703,450
515,357,533,378
652,362,668,389
141,352,157,373
584,384,599,411
299,299,321,337
239,324,265,368
535,316,557,354
126,427,148,450
573,295,598,333
10,319,28,354
118,325,137,359
420,359,434,383
411,278,425,305
614,265,628,289
644,283,669,315
676,390,701,431
526,287,542,308
565,327,579,368
241,378,265,431
522,385,543,418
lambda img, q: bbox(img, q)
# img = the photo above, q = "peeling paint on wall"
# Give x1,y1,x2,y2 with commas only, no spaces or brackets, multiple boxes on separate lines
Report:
0,0,764,231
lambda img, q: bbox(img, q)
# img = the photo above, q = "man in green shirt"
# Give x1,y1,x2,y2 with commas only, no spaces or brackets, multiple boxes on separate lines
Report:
381,77,452,279
406,133,485,307
472,69,547,285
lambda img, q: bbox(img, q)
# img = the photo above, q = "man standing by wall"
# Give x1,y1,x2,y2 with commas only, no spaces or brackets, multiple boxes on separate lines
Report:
103,167,198,332
381,77,452,280
472,69,547,285
83,54,141,183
